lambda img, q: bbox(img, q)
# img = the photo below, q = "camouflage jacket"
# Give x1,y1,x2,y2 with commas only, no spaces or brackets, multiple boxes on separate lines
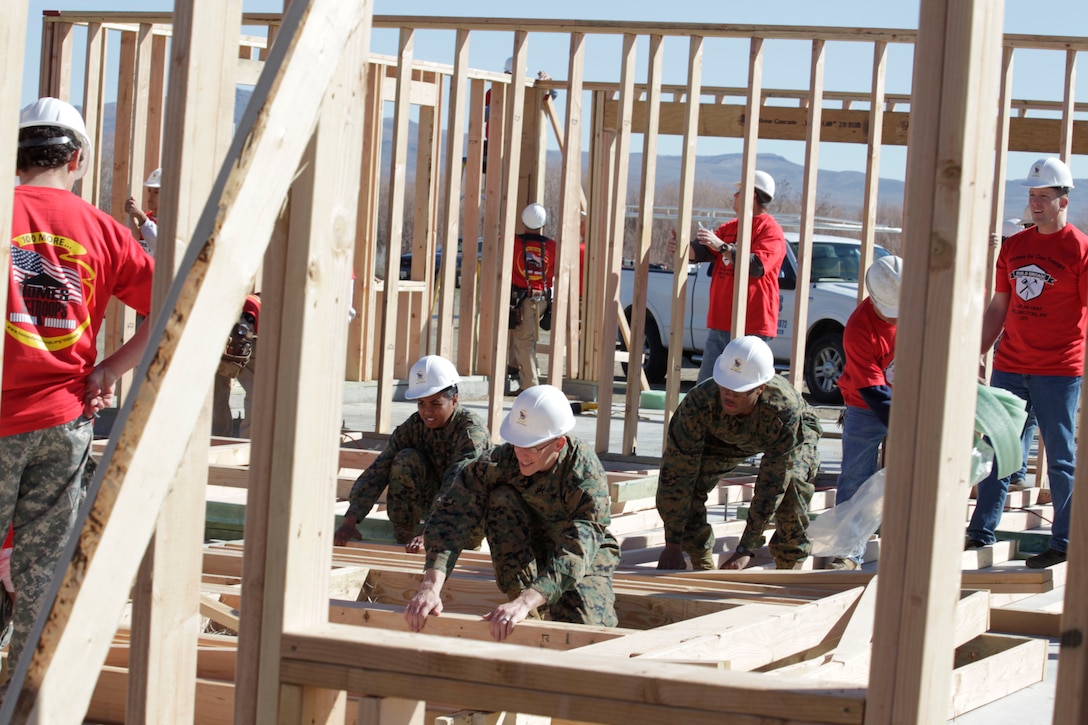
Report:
424,436,620,606
657,375,822,549
345,405,492,519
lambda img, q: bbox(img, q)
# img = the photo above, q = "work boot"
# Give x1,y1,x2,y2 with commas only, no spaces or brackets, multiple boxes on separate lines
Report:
1026,548,1067,569
826,558,859,571
964,539,987,550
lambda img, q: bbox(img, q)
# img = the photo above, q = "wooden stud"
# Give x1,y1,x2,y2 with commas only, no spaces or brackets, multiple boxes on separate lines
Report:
375,28,415,433
663,36,703,443
857,41,887,304
81,22,108,205
457,78,487,374
546,32,585,388
785,39,825,393
730,37,765,337
594,34,637,452
866,2,1004,723
622,34,664,454
436,30,470,360
484,35,528,435
126,3,241,720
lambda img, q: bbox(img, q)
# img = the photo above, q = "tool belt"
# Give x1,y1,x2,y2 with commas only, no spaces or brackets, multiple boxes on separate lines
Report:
509,287,528,328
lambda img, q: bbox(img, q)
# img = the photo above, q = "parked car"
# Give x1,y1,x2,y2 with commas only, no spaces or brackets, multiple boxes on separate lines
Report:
618,233,890,404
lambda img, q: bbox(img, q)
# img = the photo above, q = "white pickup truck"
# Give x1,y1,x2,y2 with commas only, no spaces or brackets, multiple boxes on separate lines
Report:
618,233,890,404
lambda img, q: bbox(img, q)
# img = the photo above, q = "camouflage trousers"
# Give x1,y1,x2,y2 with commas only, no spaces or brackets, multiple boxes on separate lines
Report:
0,415,94,672
485,484,618,627
678,456,814,570
385,448,441,545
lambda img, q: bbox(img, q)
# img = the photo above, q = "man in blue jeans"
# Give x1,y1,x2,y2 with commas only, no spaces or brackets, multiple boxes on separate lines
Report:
825,256,902,570
967,157,1088,568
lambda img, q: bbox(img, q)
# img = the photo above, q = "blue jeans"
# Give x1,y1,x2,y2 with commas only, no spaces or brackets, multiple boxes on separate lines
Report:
836,405,887,562
967,370,1080,552
697,330,772,384
1013,405,1037,483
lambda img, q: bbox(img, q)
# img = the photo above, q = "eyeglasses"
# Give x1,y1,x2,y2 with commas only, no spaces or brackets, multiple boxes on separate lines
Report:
515,438,555,454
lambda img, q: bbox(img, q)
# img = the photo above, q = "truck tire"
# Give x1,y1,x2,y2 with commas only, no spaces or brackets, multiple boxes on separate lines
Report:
620,312,668,384
804,332,845,405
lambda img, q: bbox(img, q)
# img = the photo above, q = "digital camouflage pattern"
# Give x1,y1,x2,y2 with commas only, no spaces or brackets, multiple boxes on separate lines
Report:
657,375,821,569
0,414,94,671
346,405,491,543
424,436,619,627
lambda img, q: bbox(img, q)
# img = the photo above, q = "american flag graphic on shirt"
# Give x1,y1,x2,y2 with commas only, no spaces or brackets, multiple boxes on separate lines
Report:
10,246,83,330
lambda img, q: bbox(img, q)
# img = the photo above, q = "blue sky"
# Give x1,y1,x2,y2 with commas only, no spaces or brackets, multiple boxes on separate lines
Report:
16,1,1088,184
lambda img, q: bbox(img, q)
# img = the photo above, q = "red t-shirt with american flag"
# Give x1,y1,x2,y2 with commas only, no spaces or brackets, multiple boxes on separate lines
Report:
4,185,154,436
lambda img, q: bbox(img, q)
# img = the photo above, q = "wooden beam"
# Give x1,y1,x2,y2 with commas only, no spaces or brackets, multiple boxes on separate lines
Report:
865,2,1004,723
279,623,866,725
126,4,241,720
622,34,664,453
375,28,415,432
663,36,702,446
595,33,637,452
786,38,826,393
80,22,107,204
546,32,585,387
457,78,487,373
730,36,764,337
435,29,470,360
0,1,376,720
857,40,887,305
484,34,528,434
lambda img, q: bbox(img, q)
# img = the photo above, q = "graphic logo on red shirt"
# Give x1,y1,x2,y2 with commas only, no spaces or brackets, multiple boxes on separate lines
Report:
8,233,93,351
1010,264,1055,302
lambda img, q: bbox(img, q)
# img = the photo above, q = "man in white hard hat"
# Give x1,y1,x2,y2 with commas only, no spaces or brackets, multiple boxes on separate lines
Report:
405,385,620,639
334,356,491,553
967,157,1088,568
1,98,155,670
667,170,786,383
125,167,161,256
655,336,822,570
825,255,903,570
507,203,557,392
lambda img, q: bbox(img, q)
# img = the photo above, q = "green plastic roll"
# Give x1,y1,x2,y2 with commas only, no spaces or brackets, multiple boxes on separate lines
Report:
640,390,685,410
974,383,1029,480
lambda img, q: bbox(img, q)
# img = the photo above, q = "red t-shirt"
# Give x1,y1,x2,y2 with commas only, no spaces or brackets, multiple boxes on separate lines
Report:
511,233,556,294
4,185,154,436
993,224,1088,376
706,214,786,336
838,298,896,409
242,294,261,333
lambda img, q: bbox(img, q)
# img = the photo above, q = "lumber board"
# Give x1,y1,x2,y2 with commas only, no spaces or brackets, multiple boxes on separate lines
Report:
947,634,1048,719
328,601,631,650
279,623,865,725
89,666,235,725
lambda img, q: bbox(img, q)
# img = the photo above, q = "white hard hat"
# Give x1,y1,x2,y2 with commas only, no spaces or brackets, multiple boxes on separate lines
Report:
1021,157,1074,190
1021,206,1034,227
713,336,775,392
499,385,575,447
732,170,776,202
865,255,903,319
144,167,162,188
522,203,547,230
1001,218,1022,238
404,355,460,400
18,97,92,180
504,56,514,74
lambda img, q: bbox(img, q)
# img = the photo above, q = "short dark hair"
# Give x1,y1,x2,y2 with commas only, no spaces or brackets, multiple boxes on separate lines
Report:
440,384,458,400
17,125,81,172
754,189,773,206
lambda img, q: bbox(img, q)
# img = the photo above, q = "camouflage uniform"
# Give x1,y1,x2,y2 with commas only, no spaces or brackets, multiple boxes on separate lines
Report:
0,414,94,669
346,405,491,544
424,436,619,627
657,375,821,569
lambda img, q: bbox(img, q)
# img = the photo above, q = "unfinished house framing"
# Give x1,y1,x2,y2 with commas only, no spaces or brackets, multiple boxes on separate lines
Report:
2,1,1088,722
